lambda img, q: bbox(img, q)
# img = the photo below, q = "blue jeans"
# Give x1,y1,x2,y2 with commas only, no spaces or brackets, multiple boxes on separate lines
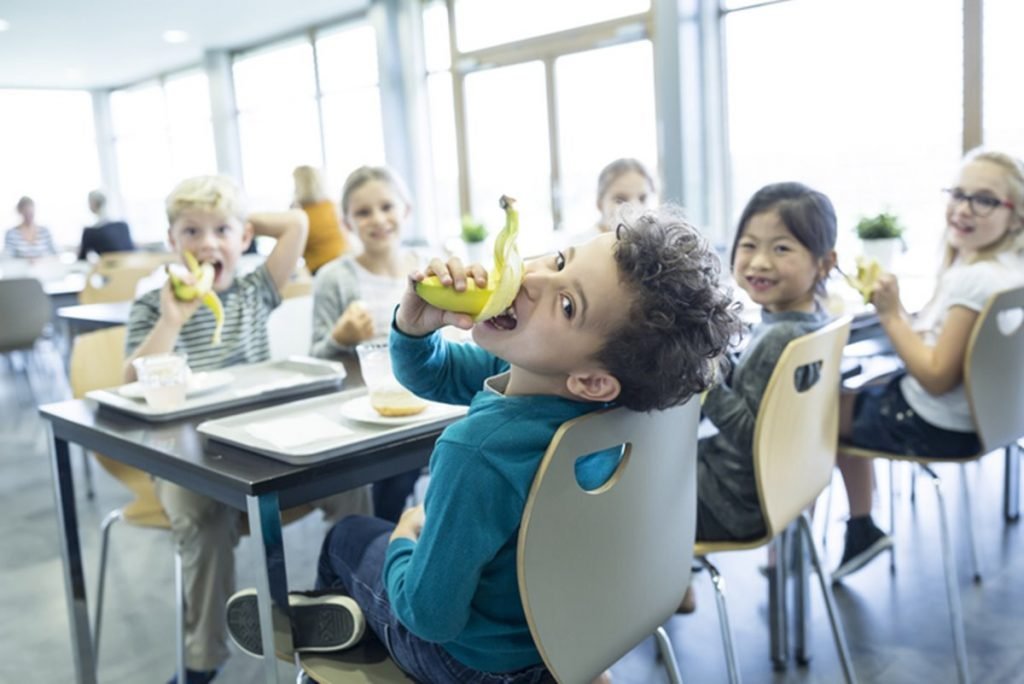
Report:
316,515,552,684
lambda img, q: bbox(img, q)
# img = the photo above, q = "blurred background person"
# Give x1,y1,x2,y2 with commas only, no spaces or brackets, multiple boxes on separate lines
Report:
4,196,57,259
78,189,135,260
293,165,347,274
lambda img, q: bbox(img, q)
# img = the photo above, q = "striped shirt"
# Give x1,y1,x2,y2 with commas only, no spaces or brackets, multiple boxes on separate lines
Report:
4,225,57,259
126,264,281,371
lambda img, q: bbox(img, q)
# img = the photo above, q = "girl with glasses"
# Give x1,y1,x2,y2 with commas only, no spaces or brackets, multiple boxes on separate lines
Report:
832,148,1024,581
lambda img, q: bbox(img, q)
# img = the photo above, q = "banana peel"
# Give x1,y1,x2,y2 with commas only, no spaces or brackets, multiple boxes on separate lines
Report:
166,251,224,344
844,256,883,304
416,195,524,321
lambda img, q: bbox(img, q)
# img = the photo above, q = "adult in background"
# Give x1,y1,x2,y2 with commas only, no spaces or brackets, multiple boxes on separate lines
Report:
4,196,57,259
78,190,135,260
293,165,347,274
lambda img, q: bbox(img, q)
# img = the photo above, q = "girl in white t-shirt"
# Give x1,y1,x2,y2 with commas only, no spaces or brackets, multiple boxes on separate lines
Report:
833,148,1024,580
564,157,656,246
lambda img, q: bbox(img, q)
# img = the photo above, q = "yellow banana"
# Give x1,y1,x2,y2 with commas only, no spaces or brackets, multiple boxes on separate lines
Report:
416,195,524,321
844,256,883,304
166,250,225,344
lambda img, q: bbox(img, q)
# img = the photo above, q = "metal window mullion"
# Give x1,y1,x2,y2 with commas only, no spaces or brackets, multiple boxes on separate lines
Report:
310,28,329,173
452,13,649,72
544,56,562,233
447,0,472,218
962,0,982,152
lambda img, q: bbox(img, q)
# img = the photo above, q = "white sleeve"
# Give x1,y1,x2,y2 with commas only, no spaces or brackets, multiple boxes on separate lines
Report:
945,261,1013,312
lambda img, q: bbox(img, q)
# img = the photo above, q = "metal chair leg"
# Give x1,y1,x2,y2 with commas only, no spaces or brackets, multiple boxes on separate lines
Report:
888,460,896,574
794,522,811,666
797,514,857,684
959,464,982,583
175,549,186,684
700,556,742,684
1005,443,1021,522
910,463,917,505
655,626,683,684
94,509,124,661
822,469,834,549
921,464,971,684
769,531,788,671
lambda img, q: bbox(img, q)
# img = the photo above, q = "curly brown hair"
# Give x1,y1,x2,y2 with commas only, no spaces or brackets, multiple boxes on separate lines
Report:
597,205,740,412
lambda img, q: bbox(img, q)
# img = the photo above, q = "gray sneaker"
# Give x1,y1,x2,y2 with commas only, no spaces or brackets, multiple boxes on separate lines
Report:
226,588,365,658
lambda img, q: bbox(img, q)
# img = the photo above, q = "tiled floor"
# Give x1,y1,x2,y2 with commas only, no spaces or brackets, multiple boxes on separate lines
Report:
2,342,1022,683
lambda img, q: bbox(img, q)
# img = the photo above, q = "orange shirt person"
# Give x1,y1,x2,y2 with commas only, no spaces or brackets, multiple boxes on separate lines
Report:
293,165,347,273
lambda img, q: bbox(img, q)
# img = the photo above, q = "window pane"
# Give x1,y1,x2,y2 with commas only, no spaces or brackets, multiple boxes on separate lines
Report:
165,70,212,123
426,72,460,242
238,103,322,211
556,41,657,237
464,62,551,256
0,90,100,249
454,0,649,52
111,83,166,137
316,24,379,93
983,0,1024,152
111,83,174,243
321,89,387,194
233,39,317,112
423,1,451,72
725,0,961,272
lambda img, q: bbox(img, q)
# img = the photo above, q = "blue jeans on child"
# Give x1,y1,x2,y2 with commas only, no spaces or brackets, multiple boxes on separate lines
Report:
316,515,552,684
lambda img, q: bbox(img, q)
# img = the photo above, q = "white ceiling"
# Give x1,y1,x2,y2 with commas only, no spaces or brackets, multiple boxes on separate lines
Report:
0,0,369,90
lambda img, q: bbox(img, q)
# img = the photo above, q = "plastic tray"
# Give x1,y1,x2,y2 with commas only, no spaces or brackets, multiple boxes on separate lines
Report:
86,356,346,422
197,388,467,465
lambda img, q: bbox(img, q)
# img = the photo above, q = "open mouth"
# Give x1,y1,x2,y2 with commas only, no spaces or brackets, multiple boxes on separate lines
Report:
208,260,224,280
746,276,775,291
486,304,518,331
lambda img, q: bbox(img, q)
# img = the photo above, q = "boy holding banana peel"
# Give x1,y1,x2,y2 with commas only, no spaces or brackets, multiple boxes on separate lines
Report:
125,175,372,684
225,202,739,683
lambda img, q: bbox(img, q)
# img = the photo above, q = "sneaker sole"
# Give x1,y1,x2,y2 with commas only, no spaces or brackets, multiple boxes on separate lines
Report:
832,535,894,582
226,590,364,658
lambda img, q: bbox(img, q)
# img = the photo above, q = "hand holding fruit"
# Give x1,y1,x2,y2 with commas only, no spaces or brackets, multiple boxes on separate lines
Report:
412,195,523,323
332,300,375,346
165,251,225,344
158,278,202,329
870,273,902,318
397,258,487,336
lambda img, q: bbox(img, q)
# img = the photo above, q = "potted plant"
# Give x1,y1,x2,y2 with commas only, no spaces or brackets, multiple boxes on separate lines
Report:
461,214,489,263
855,211,905,271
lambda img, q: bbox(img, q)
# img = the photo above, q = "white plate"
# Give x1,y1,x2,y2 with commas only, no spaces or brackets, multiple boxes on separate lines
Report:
118,371,235,400
339,394,454,426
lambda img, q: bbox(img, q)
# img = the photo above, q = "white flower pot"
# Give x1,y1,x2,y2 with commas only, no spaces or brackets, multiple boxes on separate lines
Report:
860,237,902,272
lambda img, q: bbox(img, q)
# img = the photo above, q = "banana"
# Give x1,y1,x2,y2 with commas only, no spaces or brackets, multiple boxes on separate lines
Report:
166,250,225,344
416,195,524,321
844,256,883,304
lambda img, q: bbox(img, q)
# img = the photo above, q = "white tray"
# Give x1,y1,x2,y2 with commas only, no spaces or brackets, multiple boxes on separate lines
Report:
87,356,346,422
197,388,467,465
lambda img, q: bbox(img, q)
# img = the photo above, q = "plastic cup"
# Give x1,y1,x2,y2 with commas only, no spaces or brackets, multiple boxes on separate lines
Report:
355,342,428,417
132,353,189,410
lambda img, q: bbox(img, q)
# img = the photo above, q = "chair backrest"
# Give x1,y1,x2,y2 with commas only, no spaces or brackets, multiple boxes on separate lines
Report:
79,264,154,304
69,325,169,527
964,284,1024,452
517,400,700,683
281,265,313,299
0,278,50,353
754,316,852,539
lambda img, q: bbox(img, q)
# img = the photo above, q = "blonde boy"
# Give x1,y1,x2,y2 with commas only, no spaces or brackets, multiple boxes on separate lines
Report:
125,175,371,683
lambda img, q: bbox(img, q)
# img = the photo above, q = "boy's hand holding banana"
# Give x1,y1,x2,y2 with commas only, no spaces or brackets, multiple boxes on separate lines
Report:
165,251,225,345
400,195,524,336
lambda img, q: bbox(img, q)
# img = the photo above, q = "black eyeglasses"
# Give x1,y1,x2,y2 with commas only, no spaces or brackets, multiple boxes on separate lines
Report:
942,188,1015,217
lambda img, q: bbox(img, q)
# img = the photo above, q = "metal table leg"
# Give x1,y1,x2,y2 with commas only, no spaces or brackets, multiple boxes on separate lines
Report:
50,432,97,683
247,493,295,684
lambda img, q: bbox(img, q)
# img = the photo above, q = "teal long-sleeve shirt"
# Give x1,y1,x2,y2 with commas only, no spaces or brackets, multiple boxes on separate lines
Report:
384,326,619,672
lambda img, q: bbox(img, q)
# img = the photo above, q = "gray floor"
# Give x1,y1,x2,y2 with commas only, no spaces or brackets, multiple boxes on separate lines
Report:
3,342,1023,684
